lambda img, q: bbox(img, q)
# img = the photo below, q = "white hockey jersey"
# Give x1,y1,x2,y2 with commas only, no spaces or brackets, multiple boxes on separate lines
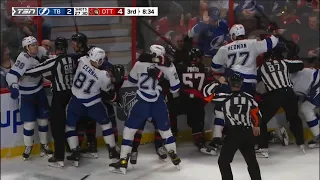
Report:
72,56,112,107
128,61,180,102
290,68,320,96
6,50,47,95
212,35,278,83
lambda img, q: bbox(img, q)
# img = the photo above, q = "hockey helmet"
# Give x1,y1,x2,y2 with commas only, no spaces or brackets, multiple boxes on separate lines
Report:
150,45,166,57
55,37,68,52
228,73,244,88
88,47,105,66
189,48,203,64
71,32,88,47
22,36,37,48
229,24,245,41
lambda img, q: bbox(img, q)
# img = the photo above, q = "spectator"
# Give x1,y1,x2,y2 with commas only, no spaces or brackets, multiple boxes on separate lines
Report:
42,39,52,52
1,17,29,60
0,44,14,88
299,12,319,59
207,0,229,19
234,0,267,33
4,0,52,40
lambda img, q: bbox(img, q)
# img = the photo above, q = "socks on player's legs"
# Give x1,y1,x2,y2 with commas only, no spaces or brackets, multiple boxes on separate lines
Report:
154,130,163,150
23,122,36,146
213,109,225,139
86,120,97,143
66,125,79,149
158,129,176,153
132,131,142,152
78,132,85,147
300,101,319,138
120,127,138,159
100,122,115,148
37,119,49,144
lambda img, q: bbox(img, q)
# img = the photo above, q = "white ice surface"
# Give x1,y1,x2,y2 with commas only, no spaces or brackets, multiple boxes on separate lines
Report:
1,143,319,180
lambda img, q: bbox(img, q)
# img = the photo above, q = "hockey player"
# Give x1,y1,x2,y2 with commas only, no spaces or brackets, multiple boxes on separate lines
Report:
186,7,229,67
210,24,280,151
291,58,320,148
24,37,77,167
65,47,120,167
6,36,53,160
175,48,215,155
109,45,181,174
70,32,100,158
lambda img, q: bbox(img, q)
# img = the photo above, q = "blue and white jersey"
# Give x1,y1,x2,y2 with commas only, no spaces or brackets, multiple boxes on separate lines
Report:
212,35,278,83
291,68,320,96
128,61,180,102
71,56,112,107
6,52,44,94
188,19,229,57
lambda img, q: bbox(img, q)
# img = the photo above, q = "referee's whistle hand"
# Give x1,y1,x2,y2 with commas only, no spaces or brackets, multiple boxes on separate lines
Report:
253,127,260,136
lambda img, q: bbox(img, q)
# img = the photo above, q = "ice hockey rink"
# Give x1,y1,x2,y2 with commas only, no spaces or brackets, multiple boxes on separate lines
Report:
1,142,319,180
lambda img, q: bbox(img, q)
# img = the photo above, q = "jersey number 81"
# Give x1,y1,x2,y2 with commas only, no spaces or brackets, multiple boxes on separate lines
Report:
74,72,96,94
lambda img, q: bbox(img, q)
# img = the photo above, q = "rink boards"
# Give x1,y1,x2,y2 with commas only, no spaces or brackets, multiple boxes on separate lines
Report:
0,81,313,158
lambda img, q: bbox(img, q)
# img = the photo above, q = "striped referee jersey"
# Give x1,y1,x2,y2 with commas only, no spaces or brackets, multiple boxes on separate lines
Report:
25,54,77,92
203,82,261,127
258,59,304,92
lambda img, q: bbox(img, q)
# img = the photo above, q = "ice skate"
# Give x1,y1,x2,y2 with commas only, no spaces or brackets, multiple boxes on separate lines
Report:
299,144,306,154
80,141,98,158
66,147,80,167
200,144,218,156
107,145,120,162
156,146,167,161
130,151,138,165
48,157,64,168
255,148,269,158
22,146,33,161
109,157,129,174
40,144,53,158
168,150,181,170
209,137,222,149
279,127,289,146
308,139,319,148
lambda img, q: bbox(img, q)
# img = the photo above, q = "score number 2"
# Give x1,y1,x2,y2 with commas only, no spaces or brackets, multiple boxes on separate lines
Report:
182,73,205,98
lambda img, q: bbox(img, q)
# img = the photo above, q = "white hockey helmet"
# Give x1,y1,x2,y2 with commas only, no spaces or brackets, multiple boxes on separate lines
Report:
229,24,245,41
22,36,37,48
88,47,105,64
150,44,165,56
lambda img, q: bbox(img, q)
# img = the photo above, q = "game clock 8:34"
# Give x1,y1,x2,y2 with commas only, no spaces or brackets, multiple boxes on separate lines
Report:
140,7,158,16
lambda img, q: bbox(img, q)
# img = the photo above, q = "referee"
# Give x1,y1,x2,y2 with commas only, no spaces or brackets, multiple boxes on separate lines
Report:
25,37,76,168
256,42,305,158
203,73,262,180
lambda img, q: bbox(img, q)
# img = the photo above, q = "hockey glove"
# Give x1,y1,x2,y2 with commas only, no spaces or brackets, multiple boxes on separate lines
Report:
147,67,164,80
111,64,125,89
9,83,19,99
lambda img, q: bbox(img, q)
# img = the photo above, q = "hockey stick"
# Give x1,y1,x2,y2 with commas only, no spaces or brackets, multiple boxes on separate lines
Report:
69,0,79,33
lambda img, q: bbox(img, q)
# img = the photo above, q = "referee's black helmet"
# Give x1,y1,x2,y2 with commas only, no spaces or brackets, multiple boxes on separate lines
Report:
228,73,244,88
55,37,68,52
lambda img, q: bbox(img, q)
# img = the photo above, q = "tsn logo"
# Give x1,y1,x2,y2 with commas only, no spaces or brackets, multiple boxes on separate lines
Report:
12,7,37,16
